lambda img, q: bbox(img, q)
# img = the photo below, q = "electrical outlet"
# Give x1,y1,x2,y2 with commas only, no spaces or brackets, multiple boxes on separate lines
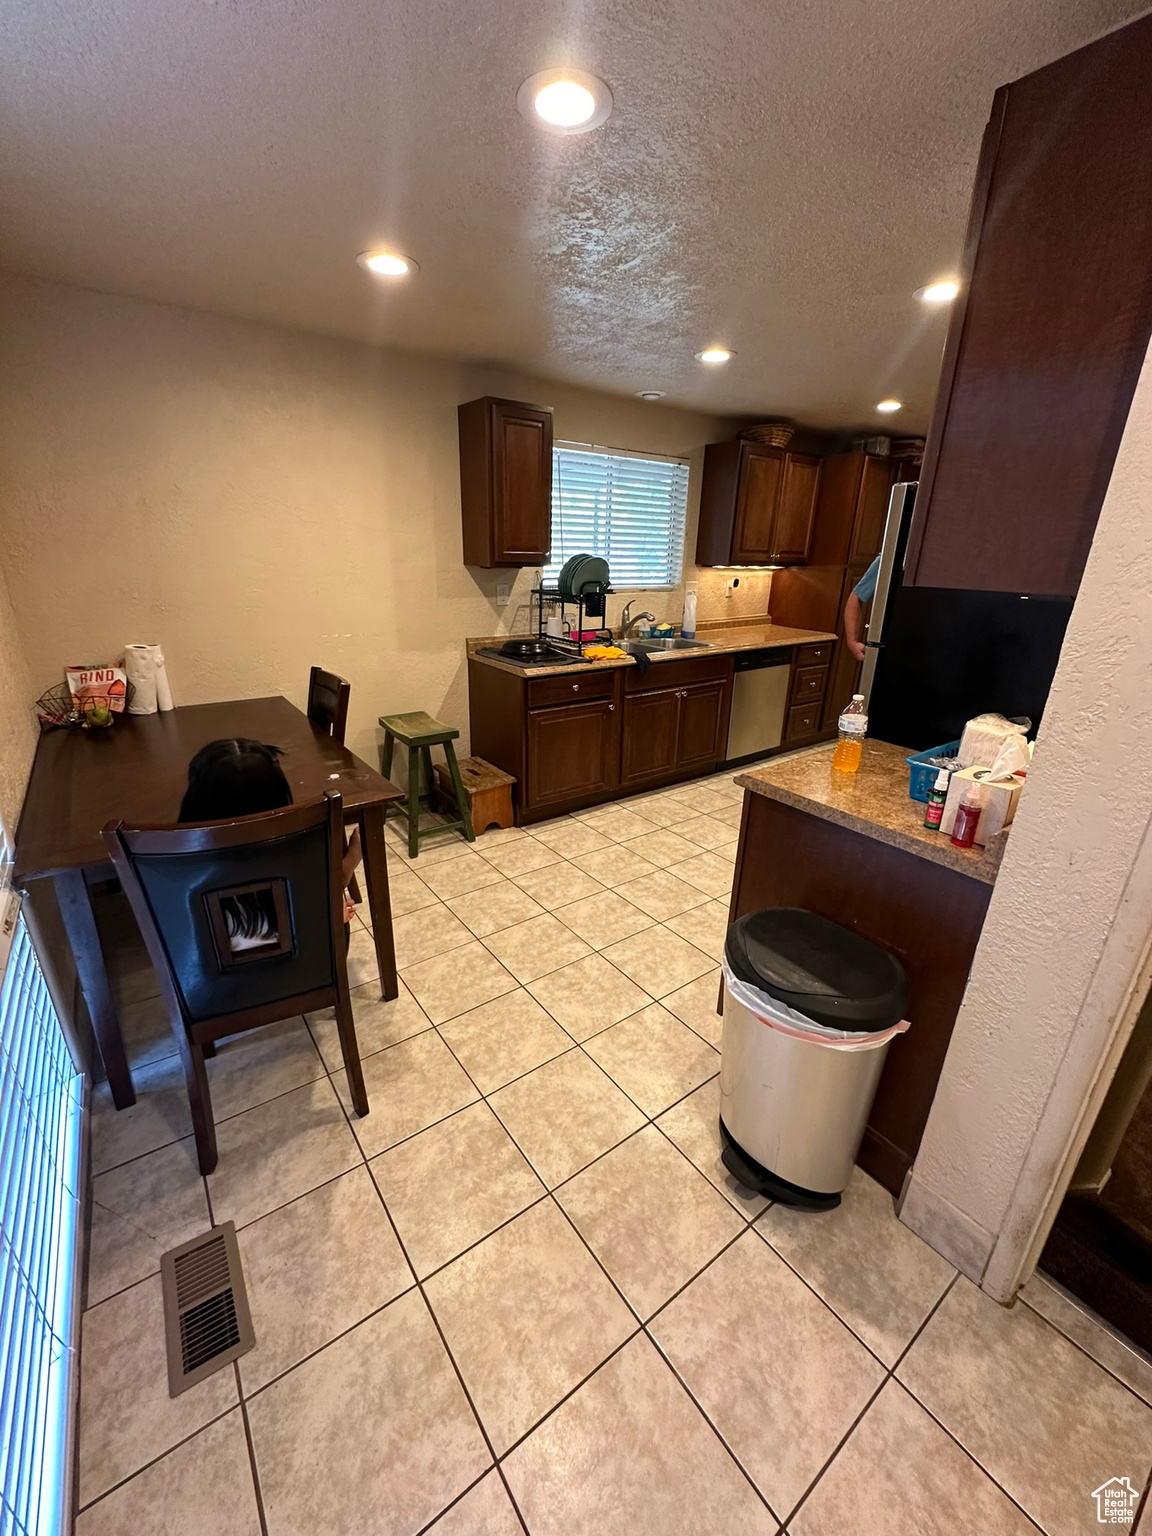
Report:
725,577,741,595
495,584,511,607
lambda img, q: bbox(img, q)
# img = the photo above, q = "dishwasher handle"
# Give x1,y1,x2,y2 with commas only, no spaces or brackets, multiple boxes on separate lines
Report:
734,647,793,671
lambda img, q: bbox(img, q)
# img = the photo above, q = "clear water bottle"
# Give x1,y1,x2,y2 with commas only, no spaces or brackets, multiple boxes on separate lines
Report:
832,694,867,774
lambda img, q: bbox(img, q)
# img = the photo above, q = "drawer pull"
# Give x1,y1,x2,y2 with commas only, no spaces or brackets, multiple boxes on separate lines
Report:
572,683,579,692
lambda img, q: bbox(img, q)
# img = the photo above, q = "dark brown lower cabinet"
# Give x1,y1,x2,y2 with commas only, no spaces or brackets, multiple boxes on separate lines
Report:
469,652,736,822
621,675,730,787
678,679,729,769
621,688,681,785
526,698,619,807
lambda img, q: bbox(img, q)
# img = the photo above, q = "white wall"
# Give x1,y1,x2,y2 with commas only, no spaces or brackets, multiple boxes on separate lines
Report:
0,560,37,834
902,338,1152,1296
0,275,768,771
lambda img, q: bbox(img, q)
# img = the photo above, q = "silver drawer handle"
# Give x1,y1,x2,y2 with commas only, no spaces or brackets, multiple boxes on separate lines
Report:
572,683,579,691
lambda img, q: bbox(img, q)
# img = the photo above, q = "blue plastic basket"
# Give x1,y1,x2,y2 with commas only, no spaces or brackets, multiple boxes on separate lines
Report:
906,740,962,802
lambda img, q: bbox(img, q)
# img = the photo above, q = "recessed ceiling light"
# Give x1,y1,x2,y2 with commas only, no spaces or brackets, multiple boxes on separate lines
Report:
516,69,613,135
636,390,666,401
915,279,960,304
695,348,734,364
357,250,418,277
876,399,902,413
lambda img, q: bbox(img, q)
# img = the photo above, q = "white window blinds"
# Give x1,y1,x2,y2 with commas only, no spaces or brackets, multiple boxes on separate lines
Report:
0,904,83,1536
544,444,689,590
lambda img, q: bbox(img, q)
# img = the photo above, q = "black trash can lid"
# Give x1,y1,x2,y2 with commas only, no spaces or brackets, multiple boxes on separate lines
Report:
725,908,907,1032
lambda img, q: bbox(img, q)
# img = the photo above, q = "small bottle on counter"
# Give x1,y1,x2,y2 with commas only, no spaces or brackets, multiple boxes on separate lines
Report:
832,695,867,774
923,768,949,829
950,782,984,848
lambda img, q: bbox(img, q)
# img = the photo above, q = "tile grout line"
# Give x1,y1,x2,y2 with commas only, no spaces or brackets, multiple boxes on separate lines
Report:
423,973,781,1525
358,969,764,1524
73,1403,244,1516
298,1005,535,1534
777,1269,1048,1536
1017,1291,1152,1411
776,1271,963,1532
234,1361,270,1536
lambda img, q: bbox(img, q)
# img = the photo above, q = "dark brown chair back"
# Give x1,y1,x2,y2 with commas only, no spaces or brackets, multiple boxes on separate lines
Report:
103,792,368,1172
307,666,351,745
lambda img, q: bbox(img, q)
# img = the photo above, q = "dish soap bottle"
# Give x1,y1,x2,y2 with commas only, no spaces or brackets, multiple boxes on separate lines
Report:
923,768,949,829
832,695,867,773
681,582,697,639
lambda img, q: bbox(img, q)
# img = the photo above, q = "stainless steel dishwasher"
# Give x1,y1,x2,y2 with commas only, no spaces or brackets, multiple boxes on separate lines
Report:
724,647,793,766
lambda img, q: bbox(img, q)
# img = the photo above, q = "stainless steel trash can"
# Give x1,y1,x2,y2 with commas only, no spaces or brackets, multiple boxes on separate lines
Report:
719,908,909,1211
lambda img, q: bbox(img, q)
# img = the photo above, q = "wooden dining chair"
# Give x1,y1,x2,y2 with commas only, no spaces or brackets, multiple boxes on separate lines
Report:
103,791,368,1174
306,666,362,902
307,666,351,745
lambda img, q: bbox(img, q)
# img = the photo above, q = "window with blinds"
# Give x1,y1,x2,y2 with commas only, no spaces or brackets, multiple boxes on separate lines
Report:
544,444,689,590
0,906,83,1536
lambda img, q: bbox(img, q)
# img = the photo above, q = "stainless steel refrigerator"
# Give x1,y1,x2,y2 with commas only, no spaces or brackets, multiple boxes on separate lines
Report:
860,482,1074,750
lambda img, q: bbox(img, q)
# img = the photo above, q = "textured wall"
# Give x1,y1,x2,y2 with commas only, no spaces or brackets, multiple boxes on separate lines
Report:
904,337,1152,1284
0,559,37,834
0,276,744,770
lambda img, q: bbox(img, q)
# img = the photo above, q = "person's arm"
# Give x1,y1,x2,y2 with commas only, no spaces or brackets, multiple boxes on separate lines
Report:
844,556,880,662
844,589,867,662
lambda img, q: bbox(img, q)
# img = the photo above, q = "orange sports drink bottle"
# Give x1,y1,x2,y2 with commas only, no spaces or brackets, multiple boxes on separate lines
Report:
832,695,867,773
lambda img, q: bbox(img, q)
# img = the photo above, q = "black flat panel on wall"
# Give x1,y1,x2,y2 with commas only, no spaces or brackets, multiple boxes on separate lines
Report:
867,588,1073,751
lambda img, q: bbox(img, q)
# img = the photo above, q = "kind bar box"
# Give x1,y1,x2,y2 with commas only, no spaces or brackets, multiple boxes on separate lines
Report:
67,665,128,716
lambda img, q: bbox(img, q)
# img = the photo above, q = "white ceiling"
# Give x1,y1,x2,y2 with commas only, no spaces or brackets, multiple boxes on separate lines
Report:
1,0,1145,430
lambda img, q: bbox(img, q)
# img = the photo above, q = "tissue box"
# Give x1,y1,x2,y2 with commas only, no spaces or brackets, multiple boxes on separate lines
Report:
939,765,1025,845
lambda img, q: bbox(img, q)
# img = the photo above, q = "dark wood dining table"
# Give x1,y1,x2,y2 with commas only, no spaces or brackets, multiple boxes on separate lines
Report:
14,696,403,1111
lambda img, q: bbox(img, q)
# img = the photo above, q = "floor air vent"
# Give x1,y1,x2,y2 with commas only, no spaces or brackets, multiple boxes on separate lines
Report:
160,1222,255,1396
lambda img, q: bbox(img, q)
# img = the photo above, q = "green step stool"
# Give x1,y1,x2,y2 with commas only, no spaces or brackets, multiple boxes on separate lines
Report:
379,711,476,858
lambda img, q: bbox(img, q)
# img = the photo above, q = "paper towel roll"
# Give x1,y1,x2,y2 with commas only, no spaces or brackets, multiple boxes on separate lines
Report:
154,646,174,711
125,644,157,714
124,644,175,714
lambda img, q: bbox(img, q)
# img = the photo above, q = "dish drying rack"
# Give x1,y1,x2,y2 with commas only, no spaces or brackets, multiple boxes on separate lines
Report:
531,584,616,659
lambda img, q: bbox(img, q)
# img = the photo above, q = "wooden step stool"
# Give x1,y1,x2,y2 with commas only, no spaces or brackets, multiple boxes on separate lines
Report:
433,756,516,834
379,711,475,859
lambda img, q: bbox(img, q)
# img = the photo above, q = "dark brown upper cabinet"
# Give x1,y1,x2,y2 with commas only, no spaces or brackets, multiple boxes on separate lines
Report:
459,396,553,567
696,440,821,566
808,452,897,568
905,10,1152,598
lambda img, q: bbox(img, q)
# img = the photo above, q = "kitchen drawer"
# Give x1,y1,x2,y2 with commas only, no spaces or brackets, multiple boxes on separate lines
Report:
789,664,829,705
785,701,822,740
528,670,617,708
624,654,732,693
795,641,834,668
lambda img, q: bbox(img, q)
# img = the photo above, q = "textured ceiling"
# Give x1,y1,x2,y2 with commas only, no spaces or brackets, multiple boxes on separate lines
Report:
1,0,1146,430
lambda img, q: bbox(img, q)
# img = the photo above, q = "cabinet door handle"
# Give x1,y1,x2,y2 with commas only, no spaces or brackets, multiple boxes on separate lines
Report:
608,703,615,712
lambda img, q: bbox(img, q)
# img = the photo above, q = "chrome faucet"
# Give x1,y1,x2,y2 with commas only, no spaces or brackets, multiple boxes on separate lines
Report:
619,602,657,638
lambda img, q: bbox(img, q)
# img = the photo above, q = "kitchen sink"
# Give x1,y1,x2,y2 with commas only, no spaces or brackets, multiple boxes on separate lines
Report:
628,637,715,652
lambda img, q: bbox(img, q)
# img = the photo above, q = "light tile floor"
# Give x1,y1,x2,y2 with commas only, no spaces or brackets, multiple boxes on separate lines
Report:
79,769,1152,1536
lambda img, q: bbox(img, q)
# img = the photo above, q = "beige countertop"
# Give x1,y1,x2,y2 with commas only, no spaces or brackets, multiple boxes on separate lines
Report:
736,739,1007,884
467,621,837,678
